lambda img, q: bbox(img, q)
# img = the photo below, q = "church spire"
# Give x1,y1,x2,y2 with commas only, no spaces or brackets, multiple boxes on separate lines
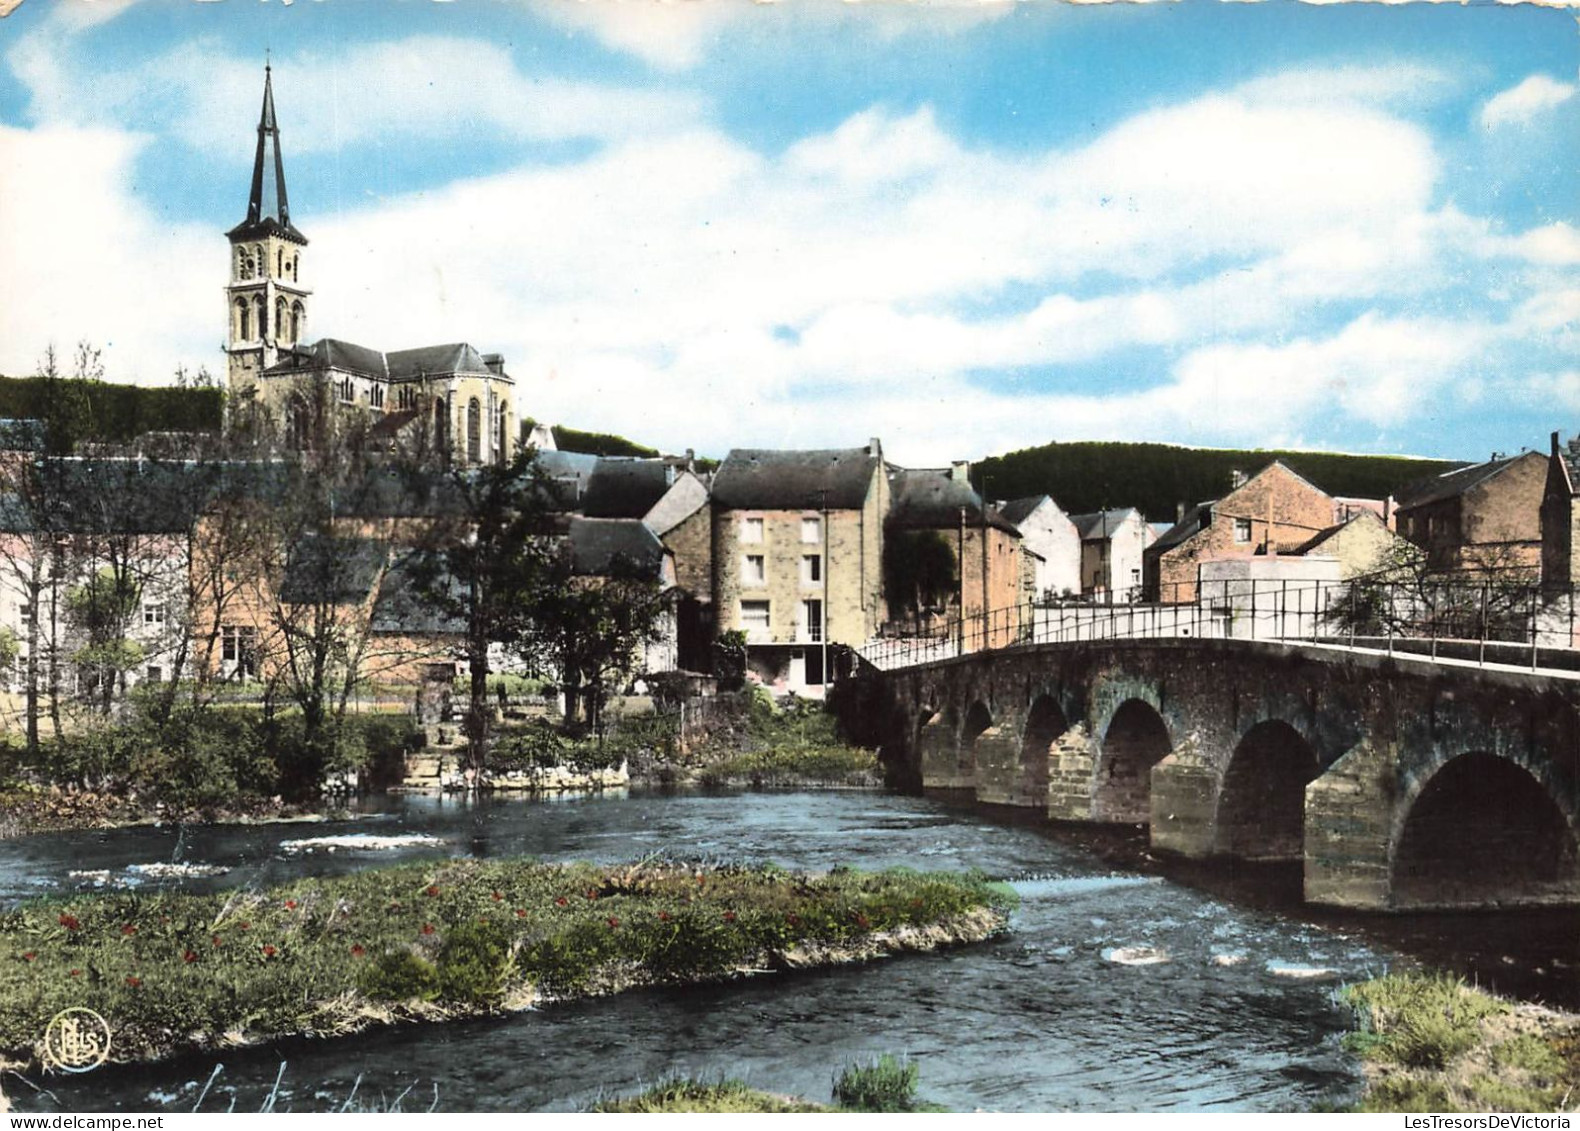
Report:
228,62,306,244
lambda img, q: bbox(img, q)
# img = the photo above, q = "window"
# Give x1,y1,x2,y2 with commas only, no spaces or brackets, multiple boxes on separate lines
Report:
19,602,34,626
291,301,304,342
235,299,251,341
337,376,355,404
741,517,764,544
145,666,162,684
370,385,385,409
434,398,447,452
221,625,258,680
742,554,766,586
801,554,822,585
276,296,288,341
740,600,770,640
467,397,482,464
497,404,510,466
801,517,821,544
801,599,823,643
1234,518,1252,544
142,602,166,628
397,386,416,411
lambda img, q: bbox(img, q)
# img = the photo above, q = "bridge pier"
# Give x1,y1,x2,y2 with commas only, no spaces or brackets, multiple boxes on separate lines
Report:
973,726,1023,805
1047,724,1097,821
1302,740,1395,909
918,714,970,790
1149,753,1220,858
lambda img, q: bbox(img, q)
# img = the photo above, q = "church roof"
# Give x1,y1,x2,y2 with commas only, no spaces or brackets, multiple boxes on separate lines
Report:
227,65,306,245
262,339,509,383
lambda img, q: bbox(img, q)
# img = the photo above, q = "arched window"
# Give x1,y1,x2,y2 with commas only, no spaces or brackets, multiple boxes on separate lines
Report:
254,295,267,338
276,297,288,342
466,398,481,464
291,301,304,343
276,248,283,277
433,397,447,453
371,385,385,409
253,245,265,277
235,298,251,341
236,248,251,280
289,256,297,281
287,395,310,450
496,403,509,465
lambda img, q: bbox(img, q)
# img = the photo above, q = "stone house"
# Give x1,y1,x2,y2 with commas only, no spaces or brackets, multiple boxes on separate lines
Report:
998,495,1081,599
710,442,888,694
1144,461,1336,604
1070,508,1155,601
1287,510,1408,579
1396,450,1545,577
886,464,1025,649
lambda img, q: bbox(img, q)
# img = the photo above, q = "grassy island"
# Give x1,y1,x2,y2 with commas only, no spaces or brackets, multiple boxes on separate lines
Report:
0,859,1012,1069
1342,973,1580,1112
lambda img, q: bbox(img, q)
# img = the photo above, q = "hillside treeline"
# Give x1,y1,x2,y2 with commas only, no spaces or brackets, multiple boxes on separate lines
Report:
0,374,222,443
973,441,1465,523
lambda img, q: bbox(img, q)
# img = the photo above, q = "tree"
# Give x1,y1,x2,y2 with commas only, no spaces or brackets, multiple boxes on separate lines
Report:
524,550,674,733
1322,539,1539,643
882,530,958,623
65,568,144,714
402,451,562,774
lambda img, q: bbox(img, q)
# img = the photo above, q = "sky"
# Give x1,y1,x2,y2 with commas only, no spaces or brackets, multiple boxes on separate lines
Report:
0,0,1576,468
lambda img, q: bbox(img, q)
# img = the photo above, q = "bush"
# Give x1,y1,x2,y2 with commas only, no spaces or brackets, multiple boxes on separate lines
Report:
832,1054,921,1112
1342,973,1509,1070
712,631,747,692
358,949,439,1003
435,920,512,1005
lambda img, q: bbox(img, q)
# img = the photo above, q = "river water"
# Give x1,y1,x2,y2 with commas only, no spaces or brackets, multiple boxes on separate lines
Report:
2,789,1570,1113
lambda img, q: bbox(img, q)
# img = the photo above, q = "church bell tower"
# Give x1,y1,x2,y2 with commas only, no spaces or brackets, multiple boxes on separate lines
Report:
225,63,310,401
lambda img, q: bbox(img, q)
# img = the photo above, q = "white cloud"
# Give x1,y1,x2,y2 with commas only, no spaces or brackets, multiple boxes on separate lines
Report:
1480,73,1576,130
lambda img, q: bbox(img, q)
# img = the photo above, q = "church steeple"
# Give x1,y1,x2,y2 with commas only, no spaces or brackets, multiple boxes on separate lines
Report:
225,63,311,401
228,63,306,244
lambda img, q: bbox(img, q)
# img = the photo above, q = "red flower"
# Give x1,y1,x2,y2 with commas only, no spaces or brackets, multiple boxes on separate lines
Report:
284,900,298,910
350,944,367,958
515,908,528,918
125,975,141,988
239,921,251,931
421,923,436,936
183,950,199,964
585,889,599,901
21,951,36,962
491,891,504,902
120,923,137,936
606,916,620,929
658,911,670,922
58,913,80,931
261,944,277,958
69,969,81,977
425,885,440,898
723,911,737,923
697,875,706,886
554,896,569,908
785,913,801,927
854,913,871,930
388,901,402,912
212,934,223,947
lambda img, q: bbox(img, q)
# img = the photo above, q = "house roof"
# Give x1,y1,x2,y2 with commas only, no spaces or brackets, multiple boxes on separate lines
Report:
1070,508,1141,540
997,495,1050,526
886,468,1019,533
1148,502,1213,554
582,458,674,520
712,447,880,511
1393,454,1527,511
1288,511,1388,556
369,551,467,636
534,450,600,508
567,516,667,577
279,535,387,605
0,458,295,535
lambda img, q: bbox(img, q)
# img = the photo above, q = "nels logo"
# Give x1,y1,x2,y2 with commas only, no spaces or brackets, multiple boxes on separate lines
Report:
41,1008,111,1073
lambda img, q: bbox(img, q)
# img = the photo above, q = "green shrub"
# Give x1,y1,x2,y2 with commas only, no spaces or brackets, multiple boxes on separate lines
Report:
1342,973,1509,1070
358,949,439,1003
435,920,512,1005
594,1078,824,1113
1358,1076,1458,1113
832,1054,921,1112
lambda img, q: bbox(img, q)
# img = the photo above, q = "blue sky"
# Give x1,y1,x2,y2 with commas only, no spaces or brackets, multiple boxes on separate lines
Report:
0,0,1576,466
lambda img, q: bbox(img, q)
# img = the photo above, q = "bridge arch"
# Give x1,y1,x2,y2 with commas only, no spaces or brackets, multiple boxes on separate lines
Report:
1392,751,1580,910
1096,697,1172,823
960,700,994,780
1214,719,1320,861
1019,694,1071,809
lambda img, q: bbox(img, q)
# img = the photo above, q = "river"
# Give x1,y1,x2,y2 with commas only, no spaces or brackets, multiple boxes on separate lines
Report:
3,789,1573,1113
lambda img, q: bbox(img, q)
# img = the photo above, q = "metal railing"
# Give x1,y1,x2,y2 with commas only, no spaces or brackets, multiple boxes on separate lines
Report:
855,577,1580,675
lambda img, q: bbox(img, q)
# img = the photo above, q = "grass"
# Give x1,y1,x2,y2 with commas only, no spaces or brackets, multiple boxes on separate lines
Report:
0,858,1012,1068
593,1054,939,1113
1340,972,1580,1113
699,744,880,788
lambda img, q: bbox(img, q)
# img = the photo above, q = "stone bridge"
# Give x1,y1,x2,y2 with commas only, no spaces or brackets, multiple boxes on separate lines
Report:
833,639,1580,912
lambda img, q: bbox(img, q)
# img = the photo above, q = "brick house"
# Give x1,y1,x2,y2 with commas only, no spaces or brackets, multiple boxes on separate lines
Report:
1144,461,1336,604
710,442,888,694
1070,508,1154,601
1396,450,1545,577
887,464,1025,648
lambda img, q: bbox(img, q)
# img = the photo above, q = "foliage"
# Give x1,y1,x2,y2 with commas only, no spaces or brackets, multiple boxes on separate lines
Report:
0,370,222,445
0,858,1007,1067
1342,972,1509,1070
712,630,748,692
832,1054,925,1112
593,1078,826,1113
549,425,660,459
974,441,1461,522
1322,541,1539,643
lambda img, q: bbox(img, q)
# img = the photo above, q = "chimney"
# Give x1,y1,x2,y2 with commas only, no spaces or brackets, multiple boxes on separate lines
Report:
949,460,971,484
1229,468,1247,489
867,437,882,457
483,353,505,376
1176,501,1186,523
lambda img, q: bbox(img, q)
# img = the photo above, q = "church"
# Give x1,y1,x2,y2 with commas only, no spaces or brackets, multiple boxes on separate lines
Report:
223,66,518,466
